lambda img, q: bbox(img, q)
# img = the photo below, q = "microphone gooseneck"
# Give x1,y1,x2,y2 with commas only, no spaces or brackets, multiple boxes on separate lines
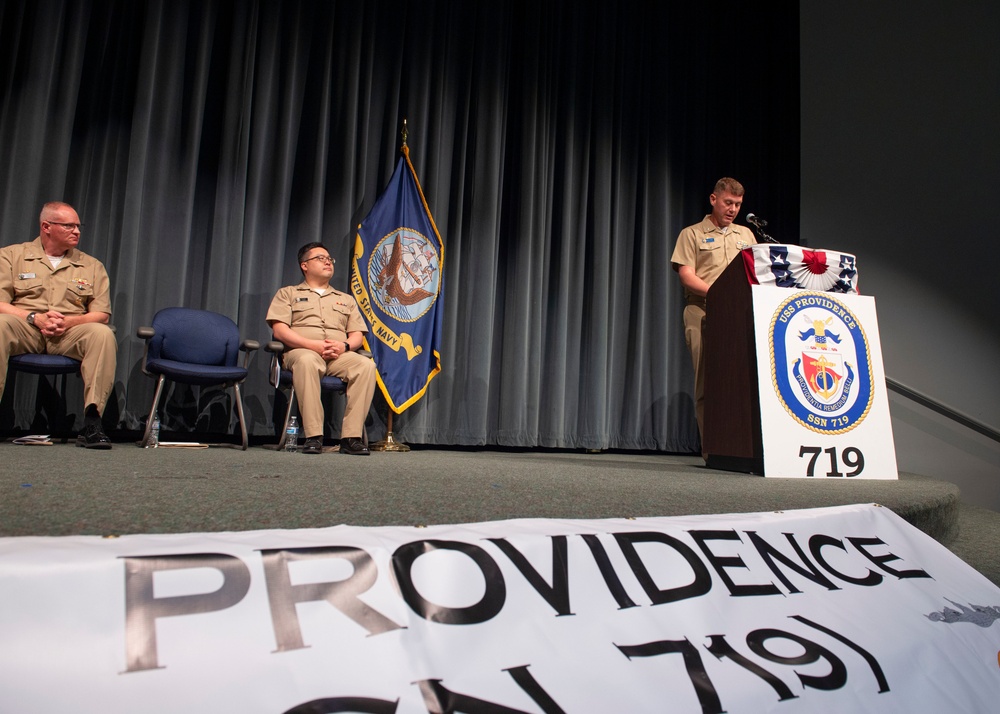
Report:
745,213,778,244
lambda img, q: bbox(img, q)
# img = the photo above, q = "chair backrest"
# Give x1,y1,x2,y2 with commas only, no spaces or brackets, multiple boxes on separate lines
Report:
148,307,241,367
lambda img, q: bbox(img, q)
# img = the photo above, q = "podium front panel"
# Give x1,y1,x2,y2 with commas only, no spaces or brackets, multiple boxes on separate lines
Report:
751,287,898,479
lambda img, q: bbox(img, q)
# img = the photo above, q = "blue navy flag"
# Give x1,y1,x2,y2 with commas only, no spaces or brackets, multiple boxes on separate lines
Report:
352,146,444,413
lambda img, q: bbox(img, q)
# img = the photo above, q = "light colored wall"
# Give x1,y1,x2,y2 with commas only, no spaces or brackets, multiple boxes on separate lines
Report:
799,2,1000,510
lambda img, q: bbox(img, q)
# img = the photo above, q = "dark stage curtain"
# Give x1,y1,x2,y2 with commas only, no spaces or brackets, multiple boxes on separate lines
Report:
0,0,799,450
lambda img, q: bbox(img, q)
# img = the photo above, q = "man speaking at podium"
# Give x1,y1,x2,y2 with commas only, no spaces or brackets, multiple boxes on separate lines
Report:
671,177,756,450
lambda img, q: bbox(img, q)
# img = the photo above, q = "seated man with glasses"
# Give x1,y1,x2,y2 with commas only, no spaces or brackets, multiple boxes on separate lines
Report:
266,242,376,455
0,201,118,448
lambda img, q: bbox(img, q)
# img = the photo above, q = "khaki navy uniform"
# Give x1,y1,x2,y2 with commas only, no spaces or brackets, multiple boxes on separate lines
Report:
0,237,117,411
670,217,756,439
266,282,376,439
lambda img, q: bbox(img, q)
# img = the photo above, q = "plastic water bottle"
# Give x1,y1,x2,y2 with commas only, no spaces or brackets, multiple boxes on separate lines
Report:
285,416,300,453
148,413,160,449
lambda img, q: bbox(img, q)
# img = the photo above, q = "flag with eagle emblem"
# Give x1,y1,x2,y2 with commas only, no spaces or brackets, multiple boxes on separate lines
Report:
351,145,444,413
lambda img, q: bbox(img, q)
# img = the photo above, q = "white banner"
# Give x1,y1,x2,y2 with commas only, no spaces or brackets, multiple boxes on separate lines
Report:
753,287,898,479
1,505,998,713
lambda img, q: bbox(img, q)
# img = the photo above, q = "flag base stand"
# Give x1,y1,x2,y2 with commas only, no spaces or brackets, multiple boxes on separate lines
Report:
369,431,410,452
369,411,410,452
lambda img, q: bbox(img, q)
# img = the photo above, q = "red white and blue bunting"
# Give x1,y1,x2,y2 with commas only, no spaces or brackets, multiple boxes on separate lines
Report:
744,244,859,293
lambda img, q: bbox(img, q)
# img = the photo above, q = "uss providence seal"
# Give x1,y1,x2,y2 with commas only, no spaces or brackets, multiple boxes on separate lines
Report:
769,292,875,434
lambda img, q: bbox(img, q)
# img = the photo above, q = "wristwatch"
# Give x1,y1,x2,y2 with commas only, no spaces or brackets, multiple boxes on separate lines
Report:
26,312,37,327
343,341,351,353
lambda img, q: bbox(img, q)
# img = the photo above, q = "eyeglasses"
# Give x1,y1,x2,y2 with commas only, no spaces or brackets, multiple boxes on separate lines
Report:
304,255,335,265
46,221,83,231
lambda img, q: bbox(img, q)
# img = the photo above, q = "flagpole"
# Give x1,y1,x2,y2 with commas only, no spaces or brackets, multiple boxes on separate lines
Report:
369,117,413,454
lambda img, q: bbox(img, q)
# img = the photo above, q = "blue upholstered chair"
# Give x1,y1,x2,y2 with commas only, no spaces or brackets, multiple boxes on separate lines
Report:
137,308,259,449
8,354,83,436
9,354,81,376
7,325,117,436
264,340,370,450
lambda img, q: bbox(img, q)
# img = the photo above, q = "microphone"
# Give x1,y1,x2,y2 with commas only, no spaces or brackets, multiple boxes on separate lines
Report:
746,213,768,228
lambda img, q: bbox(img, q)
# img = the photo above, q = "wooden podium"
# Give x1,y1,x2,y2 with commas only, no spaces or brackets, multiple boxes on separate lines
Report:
702,250,763,473
702,245,897,479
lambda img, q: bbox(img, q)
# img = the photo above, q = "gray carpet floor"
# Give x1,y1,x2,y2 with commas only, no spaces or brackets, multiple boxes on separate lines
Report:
3,440,997,587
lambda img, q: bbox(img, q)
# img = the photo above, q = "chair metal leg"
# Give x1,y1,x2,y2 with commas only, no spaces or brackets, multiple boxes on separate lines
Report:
233,383,248,451
56,373,71,436
140,375,167,448
276,387,296,450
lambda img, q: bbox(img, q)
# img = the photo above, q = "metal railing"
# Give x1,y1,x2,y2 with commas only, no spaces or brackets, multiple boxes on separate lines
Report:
886,377,1000,444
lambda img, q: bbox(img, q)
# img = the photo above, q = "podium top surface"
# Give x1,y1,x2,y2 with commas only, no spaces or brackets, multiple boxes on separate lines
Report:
742,244,859,294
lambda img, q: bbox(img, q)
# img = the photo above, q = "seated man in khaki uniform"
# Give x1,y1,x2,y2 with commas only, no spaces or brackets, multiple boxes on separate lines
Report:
266,242,376,455
0,201,118,448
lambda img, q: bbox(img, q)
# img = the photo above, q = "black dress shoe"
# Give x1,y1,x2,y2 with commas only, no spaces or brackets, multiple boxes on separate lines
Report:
302,437,323,455
76,422,112,450
340,436,369,455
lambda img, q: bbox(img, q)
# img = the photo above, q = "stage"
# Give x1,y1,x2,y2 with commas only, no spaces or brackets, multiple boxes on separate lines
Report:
3,440,997,587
